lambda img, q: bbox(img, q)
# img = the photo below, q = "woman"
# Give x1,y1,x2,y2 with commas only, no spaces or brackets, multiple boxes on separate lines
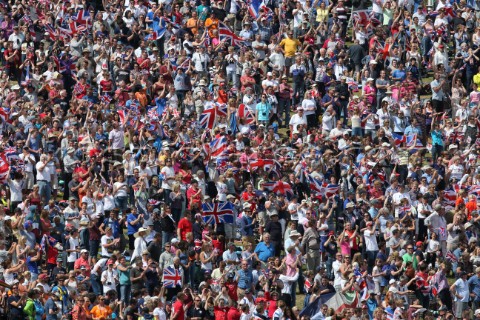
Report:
27,185,41,207
39,209,52,237
71,296,91,320
451,72,467,115
116,256,131,313
169,183,184,223
2,258,24,286
216,175,228,202
65,271,78,295
23,289,42,320
301,91,317,128
113,175,129,213
131,227,150,261
363,78,376,106
200,242,216,272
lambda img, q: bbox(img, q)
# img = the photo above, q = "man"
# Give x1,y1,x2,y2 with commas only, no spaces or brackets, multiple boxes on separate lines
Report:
44,290,61,320
468,267,480,310
74,249,91,276
301,219,320,271
237,259,254,298
160,158,176,204
223,242,239,269
108,121,125,160
363,220,379,273
159,242,174,271
431,72,446,112
265,212,282,256
279,31,301,69
187,294,207,320
19,146,35,191
425,204,448,256
126,208,143,254
335,76,350,125
8,283,25,320
36,153,53,204
450,271,469,319
254,232,275,262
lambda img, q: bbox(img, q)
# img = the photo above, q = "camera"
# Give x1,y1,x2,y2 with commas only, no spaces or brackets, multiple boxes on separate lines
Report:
107,281,112,285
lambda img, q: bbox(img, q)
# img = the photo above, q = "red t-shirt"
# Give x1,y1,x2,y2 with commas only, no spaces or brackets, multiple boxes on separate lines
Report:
214,307,228,320
173,300,185,320
225,280,238,301
178,218,192,240
226,307,241,320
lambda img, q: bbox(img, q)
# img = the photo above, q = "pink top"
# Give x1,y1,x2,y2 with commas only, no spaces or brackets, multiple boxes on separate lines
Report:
340,239,352,256
285,253,297,277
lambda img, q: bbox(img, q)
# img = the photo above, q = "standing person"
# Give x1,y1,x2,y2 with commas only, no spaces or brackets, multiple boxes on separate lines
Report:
126,208,143,255
301,219,320,271
265,212,282,256
35,153,53,204
431,72,446,113
363,220,380,273
450,271,470,319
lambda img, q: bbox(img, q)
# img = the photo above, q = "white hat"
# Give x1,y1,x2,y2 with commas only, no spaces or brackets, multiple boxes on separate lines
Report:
382,142,391,147
475,309,480,316
346,202,355,209
367,77,374,82
134,227,150,238
199,79,207,86
171,238,179,244
465,222,473,229
369,60,378,64
243,202,252,210
382,97,389,102
289,230,301,237
389,279,396,285
449,144,458,150
11,84,20,90
388,287,398,293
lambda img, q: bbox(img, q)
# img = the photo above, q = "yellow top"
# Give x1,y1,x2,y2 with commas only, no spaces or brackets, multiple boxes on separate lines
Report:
316,8,329,22
279,38,301,58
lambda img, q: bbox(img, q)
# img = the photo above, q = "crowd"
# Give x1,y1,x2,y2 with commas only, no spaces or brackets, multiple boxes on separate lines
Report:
2,0,480,319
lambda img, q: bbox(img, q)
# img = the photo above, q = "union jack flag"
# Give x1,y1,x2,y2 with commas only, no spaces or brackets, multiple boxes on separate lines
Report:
4,146,18,161
44,24,57,40
72,9,91,27
322,183,339,198
100,94,112,105
439,226,447,238
248,0,271,18
398,205,411,218
237,103,255,125
443,189,457,207
216,103,227,118
199,107,217,129
446,250,458,263
392,133,406,146
304,278,313,293
272,181,293,197
117,110,127,126
449,131,464,142
148,199,160,206
202,201,234,224
219,22,245,46
163,266,182,288
406,134,423,148
352,10,380,27
209,137,227,157
305,172,324,195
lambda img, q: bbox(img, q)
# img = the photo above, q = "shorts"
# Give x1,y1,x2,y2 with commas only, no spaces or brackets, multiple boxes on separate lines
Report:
24,172,34,189
455,301,468,319
89,239,100,258
224,223,235,239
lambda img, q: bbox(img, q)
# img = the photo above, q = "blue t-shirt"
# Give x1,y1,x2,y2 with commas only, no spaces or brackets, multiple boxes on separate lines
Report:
392,69,406,81
431,130,444,146
44,298,58,320
26,256,39,275
254,242,275,262
255,102,272,122
127,213,140,235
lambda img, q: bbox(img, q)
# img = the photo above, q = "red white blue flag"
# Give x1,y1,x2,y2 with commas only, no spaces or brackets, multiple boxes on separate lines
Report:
201,201,234,224
163,266,182,288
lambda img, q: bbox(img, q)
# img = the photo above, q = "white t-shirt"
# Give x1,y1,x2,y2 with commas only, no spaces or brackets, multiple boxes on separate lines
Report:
108,128,125,150
364,229,379,251
160,166,175,190
153,307,167,320
101,235,114,257
8,179,23,202
67,237,79,262
19,153,35,172
453,278,469,302
35,162,51,182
